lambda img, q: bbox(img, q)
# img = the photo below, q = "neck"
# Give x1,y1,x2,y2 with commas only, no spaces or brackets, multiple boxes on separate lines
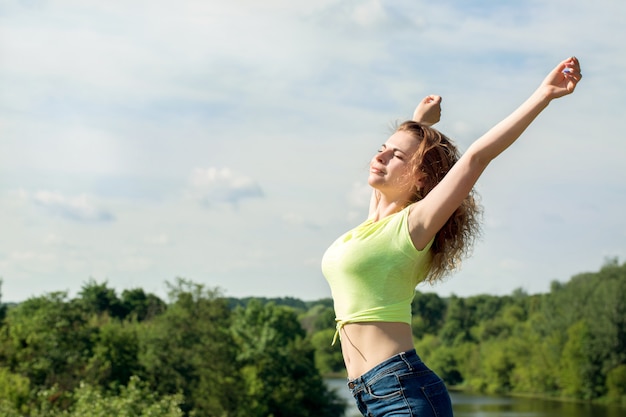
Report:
369,192,411,222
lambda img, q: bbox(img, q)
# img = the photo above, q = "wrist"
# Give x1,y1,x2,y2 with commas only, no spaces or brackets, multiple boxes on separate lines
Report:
530,88,553,108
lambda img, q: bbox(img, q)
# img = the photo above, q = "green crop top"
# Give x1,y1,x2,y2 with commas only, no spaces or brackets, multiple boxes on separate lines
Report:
321,206,433,344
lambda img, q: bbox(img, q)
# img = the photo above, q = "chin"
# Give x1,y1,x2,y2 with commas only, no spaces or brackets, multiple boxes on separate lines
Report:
367,176,381,188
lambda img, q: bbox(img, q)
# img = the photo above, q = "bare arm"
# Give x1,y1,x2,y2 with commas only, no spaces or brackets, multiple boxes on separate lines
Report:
409,57,582,249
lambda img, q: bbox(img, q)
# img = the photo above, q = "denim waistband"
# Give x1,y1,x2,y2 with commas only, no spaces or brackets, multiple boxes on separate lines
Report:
347,349,423,394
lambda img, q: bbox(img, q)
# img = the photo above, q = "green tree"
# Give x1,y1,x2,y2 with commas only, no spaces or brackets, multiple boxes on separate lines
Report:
120,288,166,321
84,319,141,389
606,364,626,404
0,367,30,414
481,339,515,393
0,292,94,394
0,278,7,323
411,291,446,336
507,314,560,395
137,278,241,416
427,345,463,386
559,320,594,398
310,328,344,375
232,300,345,417
61,376,183,417
78,279,127,319
298,303,336,334
439,295,474,345
0,376,183,417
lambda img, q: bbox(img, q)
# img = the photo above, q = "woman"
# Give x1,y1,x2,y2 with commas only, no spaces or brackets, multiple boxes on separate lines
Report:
321,57,582,417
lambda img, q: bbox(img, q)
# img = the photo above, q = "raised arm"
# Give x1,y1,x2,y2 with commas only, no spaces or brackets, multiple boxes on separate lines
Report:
408,57,582,249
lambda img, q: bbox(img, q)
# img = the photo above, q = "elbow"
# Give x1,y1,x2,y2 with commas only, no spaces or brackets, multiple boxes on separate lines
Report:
465,146,492,171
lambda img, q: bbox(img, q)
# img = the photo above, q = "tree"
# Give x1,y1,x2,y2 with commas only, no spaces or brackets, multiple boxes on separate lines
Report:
559,320,594,399
120,288,166,322
310,329,344,375
232,300,345,417
78,279,127,319
411,291,446,336
298,303,336,335
0,278,7,323
439,295,474,345
0,376,183,417
606,364,626,404
137,278,242,416
84,319,141,389
0,367,30,414
59,376,183,417
0,292,94,394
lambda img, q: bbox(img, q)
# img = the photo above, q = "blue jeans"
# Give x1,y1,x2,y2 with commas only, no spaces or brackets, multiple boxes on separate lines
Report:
347,349,453,417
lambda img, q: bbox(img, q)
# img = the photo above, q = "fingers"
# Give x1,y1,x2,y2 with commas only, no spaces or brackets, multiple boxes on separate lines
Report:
560,57,582,79
541,57,582,98
423,94,442,104
561,57,582,91
413,95,442,125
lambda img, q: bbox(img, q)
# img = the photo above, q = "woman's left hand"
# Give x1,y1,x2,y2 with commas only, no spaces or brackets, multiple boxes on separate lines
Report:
540,56,582,100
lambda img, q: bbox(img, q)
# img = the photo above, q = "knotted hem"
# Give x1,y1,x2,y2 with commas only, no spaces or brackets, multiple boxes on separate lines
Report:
331,299,413,346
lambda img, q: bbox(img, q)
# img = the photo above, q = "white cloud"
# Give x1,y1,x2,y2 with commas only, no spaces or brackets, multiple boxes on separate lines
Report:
29,190,114,222
188,167,264,207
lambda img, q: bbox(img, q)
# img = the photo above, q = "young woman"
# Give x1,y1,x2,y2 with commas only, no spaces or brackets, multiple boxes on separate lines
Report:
321,57,582,417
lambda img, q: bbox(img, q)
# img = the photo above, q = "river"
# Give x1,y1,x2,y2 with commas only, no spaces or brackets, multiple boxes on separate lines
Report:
325,378,624,417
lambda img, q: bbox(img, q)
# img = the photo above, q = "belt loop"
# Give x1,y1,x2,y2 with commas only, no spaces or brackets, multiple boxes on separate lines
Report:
400,351,413,371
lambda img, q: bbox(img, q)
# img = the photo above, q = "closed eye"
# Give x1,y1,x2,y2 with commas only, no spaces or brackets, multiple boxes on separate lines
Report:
379,144,407,160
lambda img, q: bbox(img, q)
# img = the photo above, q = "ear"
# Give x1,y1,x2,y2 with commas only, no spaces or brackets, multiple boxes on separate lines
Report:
414,172,426,189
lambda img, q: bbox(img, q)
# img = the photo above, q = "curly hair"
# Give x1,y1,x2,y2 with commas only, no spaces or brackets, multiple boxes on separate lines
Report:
396,120,483,283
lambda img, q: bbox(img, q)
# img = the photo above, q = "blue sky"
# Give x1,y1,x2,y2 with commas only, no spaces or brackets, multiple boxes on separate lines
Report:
1,0,625,303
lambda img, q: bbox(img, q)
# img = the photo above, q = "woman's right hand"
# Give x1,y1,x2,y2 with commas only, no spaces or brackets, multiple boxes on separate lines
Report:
412,95,442,126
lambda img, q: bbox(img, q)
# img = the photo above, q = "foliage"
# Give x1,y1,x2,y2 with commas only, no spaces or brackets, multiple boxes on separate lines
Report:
0,376,183,417
0,292,94,393
0,259,625,415
232,300,345,417
0,367,30,414
137,278,242,416
310,328,344,375
606,364,626,405
411,291,446,336
411,258,626,405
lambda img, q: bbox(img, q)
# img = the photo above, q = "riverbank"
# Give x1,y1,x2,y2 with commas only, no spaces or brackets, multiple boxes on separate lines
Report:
325,376,626,410
325,378,626,417
447,384,626,409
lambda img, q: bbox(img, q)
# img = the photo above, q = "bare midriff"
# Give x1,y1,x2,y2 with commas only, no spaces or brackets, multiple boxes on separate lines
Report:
340,321,415,380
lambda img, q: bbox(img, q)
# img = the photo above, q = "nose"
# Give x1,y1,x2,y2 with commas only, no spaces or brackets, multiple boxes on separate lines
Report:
376,149,391,164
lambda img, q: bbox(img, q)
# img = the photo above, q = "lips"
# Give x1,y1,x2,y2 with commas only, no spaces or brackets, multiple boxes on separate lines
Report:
370,165,386,175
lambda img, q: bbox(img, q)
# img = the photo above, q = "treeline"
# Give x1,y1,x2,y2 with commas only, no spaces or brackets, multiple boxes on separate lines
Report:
413,258,626,405
0,279,345,417
0,259,625,415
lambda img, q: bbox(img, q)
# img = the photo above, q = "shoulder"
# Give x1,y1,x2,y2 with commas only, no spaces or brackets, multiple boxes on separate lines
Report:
406,202,433,251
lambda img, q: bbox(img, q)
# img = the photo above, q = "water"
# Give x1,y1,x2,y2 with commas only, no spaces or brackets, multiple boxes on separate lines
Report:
325,378,624,417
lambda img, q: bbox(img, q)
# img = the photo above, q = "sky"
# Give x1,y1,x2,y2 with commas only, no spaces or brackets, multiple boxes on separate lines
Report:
1,0,625,304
